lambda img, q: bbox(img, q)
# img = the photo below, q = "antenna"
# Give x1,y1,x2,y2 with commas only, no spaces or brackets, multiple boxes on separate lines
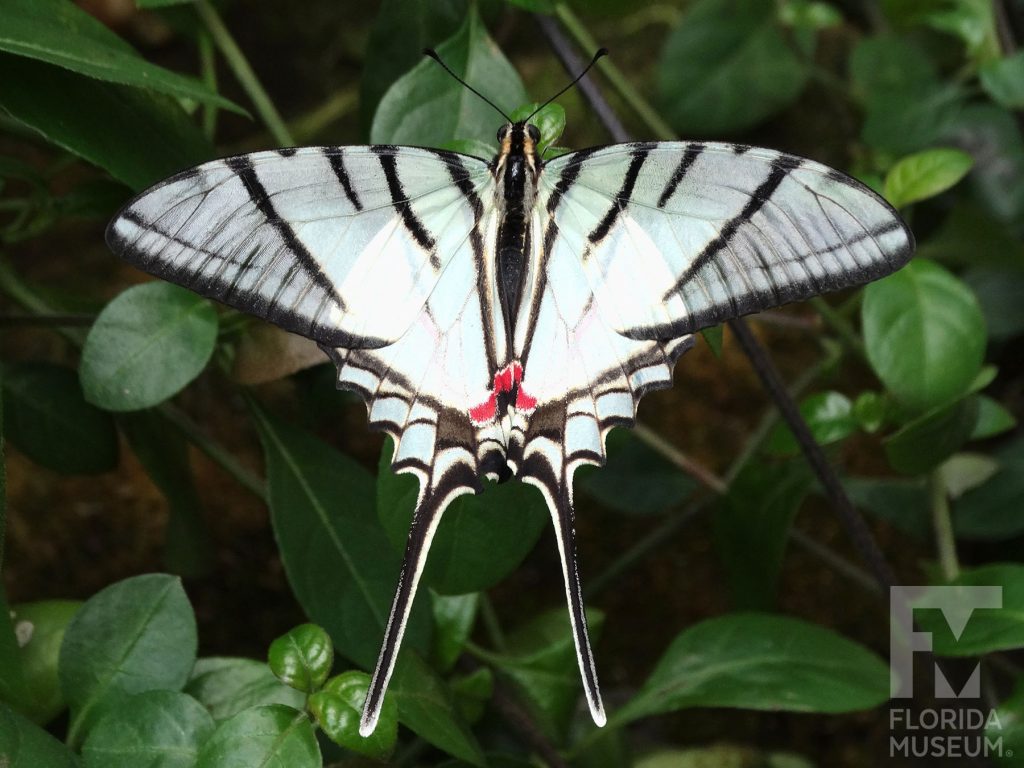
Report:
423,48,513,122
526,47,608,122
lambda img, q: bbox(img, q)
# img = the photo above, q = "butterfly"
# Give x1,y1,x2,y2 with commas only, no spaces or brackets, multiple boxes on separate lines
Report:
105,50,914,736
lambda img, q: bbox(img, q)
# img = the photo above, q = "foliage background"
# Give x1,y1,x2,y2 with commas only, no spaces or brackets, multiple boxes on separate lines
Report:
1,0,1023,766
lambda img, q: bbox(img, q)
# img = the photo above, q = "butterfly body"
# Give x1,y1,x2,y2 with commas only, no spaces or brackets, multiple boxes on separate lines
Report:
107,114,913,734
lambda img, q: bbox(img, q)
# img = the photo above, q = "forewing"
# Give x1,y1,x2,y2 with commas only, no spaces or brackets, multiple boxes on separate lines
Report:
107,146,493,348
541,142,914,340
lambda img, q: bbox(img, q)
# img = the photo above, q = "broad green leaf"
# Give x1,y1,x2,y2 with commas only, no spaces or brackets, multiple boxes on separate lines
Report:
431,592,478,671
883,395,980,475
981,51,1024,108
442,139,497,160
267,624,334,694
843,477,930,539
945,105,1024,224
185,658,304,722
81,690,214,768
764,391,857,455
0,704,79,768
378,438,548,595
849,34,938,100
195,705,320,768
508,102,566,152
360,0,466,129
917,203,1024,268
954,438,1024,540
914,0,1000,63
963,267,1024,342
863,260,986,412
59,574,197,746
883,148,974,209
970,395,1017,439
616,613,889,724
7,601,81,725
713,460,811,610
308,671,397,761
0,0,241,112
118,411,212,578
657,0,808,134
2,362,118,474
577,430,696,515
917,564,1024,656
371,8,527,146
80,282,218,412
0,54,214,191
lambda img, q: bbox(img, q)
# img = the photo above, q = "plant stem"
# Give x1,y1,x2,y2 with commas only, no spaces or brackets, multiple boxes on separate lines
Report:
478,594,508,653
196,0,295,147
929,470,960,581
198,30,219,142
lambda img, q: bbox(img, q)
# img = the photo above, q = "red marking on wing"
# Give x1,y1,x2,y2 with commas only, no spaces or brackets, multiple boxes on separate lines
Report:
470,362,536,424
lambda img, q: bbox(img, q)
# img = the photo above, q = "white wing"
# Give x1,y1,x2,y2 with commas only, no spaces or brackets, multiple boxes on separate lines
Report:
541,141,914,340
107,146,493,348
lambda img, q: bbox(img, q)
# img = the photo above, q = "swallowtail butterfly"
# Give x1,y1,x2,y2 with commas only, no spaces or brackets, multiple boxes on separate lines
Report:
106,50,914,735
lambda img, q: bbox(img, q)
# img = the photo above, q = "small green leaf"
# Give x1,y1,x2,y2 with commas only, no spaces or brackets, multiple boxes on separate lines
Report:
778,0,843,29
970,395,1017,440
268,624,334,693
843,477,930,539
657,0,809,134
701,325,724,357
616,613,889,724
185,658,304,722
852,391,887,433
81,690,214,768
939,453,999,499
195,705,320,768
431,592,478,671
7,601,81,725
0,704,79,768
981,51,1024,108
0,0,242,112
371,8,527,146
863,260,986,412
2,362,118,474
883,148,974,209
308,671,397,760
80,282,218,412
59,574,197,746
764,391,857,455
883,395,980,475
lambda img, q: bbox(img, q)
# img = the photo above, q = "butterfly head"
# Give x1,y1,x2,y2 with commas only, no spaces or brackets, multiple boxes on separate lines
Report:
497,122,541,155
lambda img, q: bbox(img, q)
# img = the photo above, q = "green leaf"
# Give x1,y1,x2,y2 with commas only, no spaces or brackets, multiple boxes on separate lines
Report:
506,0,554,11
185,658,304,722
59,574,197,746
849,34,938,101
917,203,1024,269
883,395,980,475
7,601,81,724
616,613,889,724
0,704,79,768
946,105,1024,224
844,477,930,539
81,690,215,768
577,430,696,515
267,624,334,694
0,591,28,714
764,391,857,455
80,282,218,412
431,592,478,671
657,0,809,134
509,102,566,152
370,8,527,146
778,0,843,30
2,362,118,474
939,452,999,498
378,438,548,595
989,678,1024,767
0,0,241,112
970,395,1017,439
954,438,1024,540
0,54,215,191
713,460,811,610
981,51,1024,108
962,267,1024,343
883,148,974,209
195,705,320,768
917,564,1024,656
308,671,397,761
863,260,986,412
852,391,887,433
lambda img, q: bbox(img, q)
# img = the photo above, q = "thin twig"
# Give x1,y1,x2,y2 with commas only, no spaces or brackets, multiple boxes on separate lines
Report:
633,423,728,495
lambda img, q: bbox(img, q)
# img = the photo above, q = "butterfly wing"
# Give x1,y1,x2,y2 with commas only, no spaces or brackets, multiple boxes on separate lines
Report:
107,146,494,348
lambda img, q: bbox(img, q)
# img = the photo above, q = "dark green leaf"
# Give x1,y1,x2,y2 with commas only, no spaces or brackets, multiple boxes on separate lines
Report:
970,395,1017,439
431,592,478,671
765,392,857,455
863,260,986,412
81,690,214,768
0,54,215,191
268,624,334,693
917,564,1024,656
778,0,843,30
962,267,1024,343
844,477,930,539
713,460,811,610
308,671,397,761
849,34,938,100
370,8,527,146
917,203,1024,269
616,613,889,723
989,678,1024,766
0,591,28,715
701,325,724,357
195,705,320,768
954,439,1024,540
884,396,980,475
378,438,548,594
2,362,118,474
7,601,80,725
506,0,554,12
59,574,197,746
945,105,1024,224
657,0,808,134
883,148,973,209
80,282,218,412
577,430,696,515
981,51,1024,108
0,0,241,112
185,658,304,722
0,704,79,768
863,84,965,156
